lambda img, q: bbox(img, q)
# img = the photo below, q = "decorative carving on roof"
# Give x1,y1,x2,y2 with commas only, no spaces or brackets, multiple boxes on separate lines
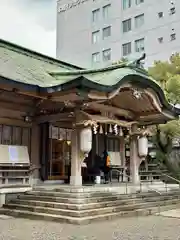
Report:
129,125,151,137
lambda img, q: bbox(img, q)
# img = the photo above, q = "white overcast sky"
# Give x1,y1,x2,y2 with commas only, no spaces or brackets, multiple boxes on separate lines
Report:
0,0,56,57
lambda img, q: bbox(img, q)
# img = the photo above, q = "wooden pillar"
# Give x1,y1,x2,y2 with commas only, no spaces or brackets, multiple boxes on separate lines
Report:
70,128,82,186
120,137,126,181
130,125,140,184
120,137,126,166
39,122,49,181
30,123,40,184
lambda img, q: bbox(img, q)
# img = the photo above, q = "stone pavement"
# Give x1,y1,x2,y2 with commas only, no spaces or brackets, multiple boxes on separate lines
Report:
159,209,180,219
0,215,180,240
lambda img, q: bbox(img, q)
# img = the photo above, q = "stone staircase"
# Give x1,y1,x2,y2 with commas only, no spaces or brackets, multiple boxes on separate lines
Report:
1,186,180,224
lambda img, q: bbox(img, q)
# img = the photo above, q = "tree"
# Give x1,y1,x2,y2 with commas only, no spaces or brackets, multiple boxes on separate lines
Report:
148,53,180,178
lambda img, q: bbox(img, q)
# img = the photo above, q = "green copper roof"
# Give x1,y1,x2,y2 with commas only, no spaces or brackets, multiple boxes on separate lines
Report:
0,39,81,88
0,40,150,90
49,64,151,87
0,40,179,117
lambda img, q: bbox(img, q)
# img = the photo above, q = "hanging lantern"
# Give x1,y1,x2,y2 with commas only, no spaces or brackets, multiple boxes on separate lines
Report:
99,124,103,134
109,124,113,133
93,125,98,135
114,124,118,135
80,127,92,153
119,127,123,137
138,136,148,157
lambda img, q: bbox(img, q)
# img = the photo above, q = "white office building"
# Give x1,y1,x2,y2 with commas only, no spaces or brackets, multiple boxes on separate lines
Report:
56,0,180,68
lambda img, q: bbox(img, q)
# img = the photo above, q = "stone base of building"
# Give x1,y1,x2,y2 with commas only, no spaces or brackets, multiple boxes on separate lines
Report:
1,182,180,224
0,185,32,207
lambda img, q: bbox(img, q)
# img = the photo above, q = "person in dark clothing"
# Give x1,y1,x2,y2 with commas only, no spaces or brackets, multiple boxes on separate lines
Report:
94,154,102,176
84,150,99,183
84,150,92,169
102,150,110,183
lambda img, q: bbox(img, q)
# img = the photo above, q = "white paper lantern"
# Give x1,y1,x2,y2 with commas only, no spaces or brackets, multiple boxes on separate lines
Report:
138,136,148,157
80,128,92,153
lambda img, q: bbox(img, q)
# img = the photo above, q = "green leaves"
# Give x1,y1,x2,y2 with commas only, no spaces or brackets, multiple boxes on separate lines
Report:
148,53,180,140
148,53,180,175
149,53,180,105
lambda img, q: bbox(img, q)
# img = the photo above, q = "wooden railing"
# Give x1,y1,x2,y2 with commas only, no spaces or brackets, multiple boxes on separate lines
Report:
0,164,40,186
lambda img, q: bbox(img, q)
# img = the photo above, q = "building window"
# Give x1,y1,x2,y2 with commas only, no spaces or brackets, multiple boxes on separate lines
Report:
92,52,100,64
122,42,131,56
170,7,176,15
107,137,120,152
122,0,131,10
135,14,144,28
158,12,163,18
122,18,131,33
170,33,176,41
49,127,72,176
136,0,144,5
103,49,111,61
0,125,31,151
158,37,163,43
12,127,22,145
22,128,31,150
92,31,100,44
92,9,100,22
103,26,111,39
135,38,145,52
2,125,12,145
103,4,111,19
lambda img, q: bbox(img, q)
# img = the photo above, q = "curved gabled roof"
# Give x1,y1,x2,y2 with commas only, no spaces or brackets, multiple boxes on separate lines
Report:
47,63,180,117
0,42,179,117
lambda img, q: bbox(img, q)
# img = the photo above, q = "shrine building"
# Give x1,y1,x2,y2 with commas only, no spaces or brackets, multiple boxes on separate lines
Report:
0,39,179,188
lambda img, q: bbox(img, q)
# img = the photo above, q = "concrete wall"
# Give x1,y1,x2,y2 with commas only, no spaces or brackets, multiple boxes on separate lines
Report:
56,0,180,68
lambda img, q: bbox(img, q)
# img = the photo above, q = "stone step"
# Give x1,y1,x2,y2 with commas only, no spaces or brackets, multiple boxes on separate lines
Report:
26,189,180,199
26,190,123,199
18,190,180,204
18,194,126,204
29,189,179,199
1,202,180,225
34,183,180,192
34,186,125,193
11,194,180,210
31,186,163,195
11,198,142,210
4,198,180,218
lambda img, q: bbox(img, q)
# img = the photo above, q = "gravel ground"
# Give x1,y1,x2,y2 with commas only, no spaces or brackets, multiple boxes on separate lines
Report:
0,215,180,240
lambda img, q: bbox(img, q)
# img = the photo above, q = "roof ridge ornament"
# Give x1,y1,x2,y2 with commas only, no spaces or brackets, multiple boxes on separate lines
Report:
129,53,146,68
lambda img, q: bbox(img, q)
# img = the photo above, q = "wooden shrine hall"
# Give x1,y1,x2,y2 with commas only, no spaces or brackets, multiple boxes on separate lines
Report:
0,39,179,187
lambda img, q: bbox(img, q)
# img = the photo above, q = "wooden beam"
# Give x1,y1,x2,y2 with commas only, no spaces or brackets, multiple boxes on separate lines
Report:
0,86,47,100
17,91,47,99
52,121,73,128
0,117,31,127
51,89,77,97
85,102,135,119
0,100,34,113
137,110,159,117
34,112,74,124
